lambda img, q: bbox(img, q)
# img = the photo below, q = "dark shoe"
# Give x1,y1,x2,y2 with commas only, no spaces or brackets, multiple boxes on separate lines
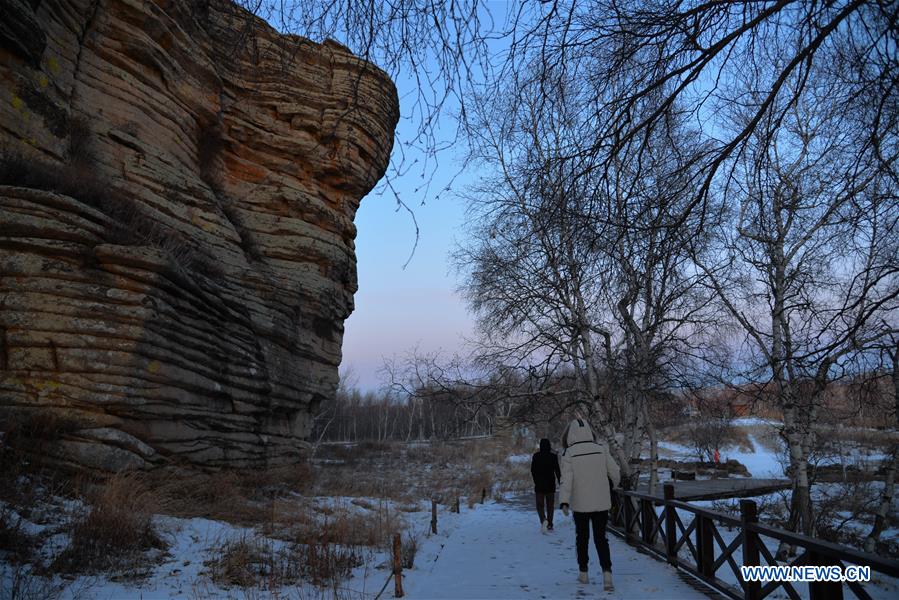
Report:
546,523,553,531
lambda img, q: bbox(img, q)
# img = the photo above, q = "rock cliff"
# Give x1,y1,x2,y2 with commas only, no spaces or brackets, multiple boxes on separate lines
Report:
0,0,398,470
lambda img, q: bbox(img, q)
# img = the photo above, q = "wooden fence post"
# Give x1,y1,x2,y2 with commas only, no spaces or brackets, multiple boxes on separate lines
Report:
697,515,714,578
808,551,844,600
664,484,677,565
481,487,486,503
393,533,404,598
741,499,761,600
431,500,438,534
641,499,654,544
623,494,635,541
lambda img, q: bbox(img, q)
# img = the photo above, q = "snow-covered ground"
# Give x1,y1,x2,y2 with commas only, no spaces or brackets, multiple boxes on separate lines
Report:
405,496,706,599
3,425,895,599
722,433,784,478
0,495,412,599
507,453,532,465
658,419,889,479
2,493,710,599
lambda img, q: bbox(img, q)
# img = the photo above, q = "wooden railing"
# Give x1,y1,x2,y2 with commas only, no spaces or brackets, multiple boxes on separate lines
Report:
608,484,899,600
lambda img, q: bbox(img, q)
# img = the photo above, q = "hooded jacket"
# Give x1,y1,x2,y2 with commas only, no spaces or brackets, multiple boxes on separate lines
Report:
530,438,561,493
558,418,621,512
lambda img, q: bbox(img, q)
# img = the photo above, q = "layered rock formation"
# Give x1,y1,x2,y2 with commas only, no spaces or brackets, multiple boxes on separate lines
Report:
0,0,398,470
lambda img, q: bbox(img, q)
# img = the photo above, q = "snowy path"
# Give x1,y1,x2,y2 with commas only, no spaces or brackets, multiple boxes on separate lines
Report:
405,496,710,599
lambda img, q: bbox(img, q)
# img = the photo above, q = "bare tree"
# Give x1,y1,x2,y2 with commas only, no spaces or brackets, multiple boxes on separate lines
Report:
864,337,898,552
201,2,883,238
685,394,736,463
695,85,899,536
450,70,720,488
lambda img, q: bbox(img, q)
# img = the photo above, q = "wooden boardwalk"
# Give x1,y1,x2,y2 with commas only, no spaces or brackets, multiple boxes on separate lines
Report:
635,478,791,501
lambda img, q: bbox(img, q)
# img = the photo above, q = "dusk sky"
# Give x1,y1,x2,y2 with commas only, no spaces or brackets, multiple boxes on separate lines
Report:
342,180,475,391
341,112,481,391
336,2,519,392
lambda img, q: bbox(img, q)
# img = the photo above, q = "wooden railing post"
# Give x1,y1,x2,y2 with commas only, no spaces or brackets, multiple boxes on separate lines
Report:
641,498,654,544
393,532,404,597
623,494,635,541
664,484,677,565
808,551,844,600
741,499,761,600
430,499,438,534
697,515,714,578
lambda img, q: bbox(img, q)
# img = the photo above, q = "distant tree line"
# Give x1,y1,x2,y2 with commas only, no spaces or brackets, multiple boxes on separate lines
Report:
311,381,500,443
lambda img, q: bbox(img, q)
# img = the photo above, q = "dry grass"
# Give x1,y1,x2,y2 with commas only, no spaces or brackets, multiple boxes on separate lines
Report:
205,532,362,589
0,432,525,591
0,412,79,477
0,507,34,564
206,534,295,588
0,412,81,525
5,431,521,508
145,464,312,526
269,499,405,552
318,504,404,549
50,473,166,575
401,534,417,569
311,436,527,508
0,563,66,600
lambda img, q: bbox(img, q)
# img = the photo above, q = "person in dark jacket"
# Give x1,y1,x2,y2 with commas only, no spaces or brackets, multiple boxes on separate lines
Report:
531,438,561,531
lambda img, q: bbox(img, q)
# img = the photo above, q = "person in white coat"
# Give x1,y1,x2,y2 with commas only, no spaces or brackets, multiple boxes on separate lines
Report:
558,417,621,590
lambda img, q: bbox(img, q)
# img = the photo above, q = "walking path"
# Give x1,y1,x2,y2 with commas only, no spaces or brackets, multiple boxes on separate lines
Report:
404,495,711,599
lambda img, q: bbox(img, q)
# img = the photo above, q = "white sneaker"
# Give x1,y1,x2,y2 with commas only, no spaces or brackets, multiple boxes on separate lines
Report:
578,571,589,584
541,520,547,533
603,571,614,592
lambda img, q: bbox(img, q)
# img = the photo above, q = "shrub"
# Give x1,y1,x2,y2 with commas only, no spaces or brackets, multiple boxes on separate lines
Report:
149,465,313,526
206,534,287,588
51,473,166,575
0,411,79,485
296,541,362,587
0,563,65,600
400,534,417,569
205,533,361,589
0,507,34,563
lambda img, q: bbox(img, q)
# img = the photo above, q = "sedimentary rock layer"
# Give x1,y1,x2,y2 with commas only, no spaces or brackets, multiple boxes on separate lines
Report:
0,0,398,470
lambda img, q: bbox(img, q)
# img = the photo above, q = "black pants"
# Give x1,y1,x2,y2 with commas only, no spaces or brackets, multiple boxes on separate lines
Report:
535,491,554,525
574,510,612,572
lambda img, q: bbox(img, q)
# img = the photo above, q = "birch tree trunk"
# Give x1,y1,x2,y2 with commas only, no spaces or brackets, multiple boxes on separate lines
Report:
864,347,899,552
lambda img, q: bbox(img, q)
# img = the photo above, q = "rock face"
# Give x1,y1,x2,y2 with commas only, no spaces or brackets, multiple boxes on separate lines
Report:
0,0,398,470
